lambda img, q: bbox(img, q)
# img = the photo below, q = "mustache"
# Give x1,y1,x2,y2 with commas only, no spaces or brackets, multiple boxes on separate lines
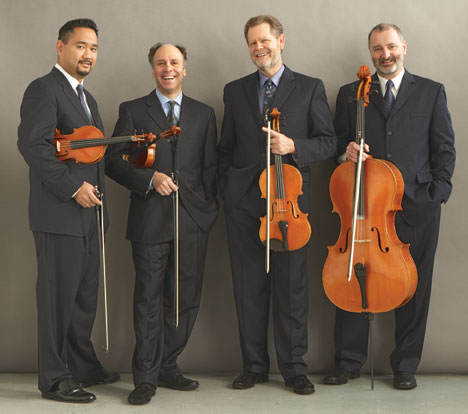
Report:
379,56,396,64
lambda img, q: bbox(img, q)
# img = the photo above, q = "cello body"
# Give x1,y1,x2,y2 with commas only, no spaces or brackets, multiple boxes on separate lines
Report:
322,157,417,313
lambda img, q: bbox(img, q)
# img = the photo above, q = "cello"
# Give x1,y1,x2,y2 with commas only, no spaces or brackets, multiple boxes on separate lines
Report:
322,65,417,313
259,108,311,272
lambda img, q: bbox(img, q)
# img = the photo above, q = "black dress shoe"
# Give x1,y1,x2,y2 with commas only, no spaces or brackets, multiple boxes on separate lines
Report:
158,374,199,391
79,369,121,388
323,367,361,385
285,375,315,395
128,383,156,405
42,378,96,403
232,372,269,389
394,372,417,390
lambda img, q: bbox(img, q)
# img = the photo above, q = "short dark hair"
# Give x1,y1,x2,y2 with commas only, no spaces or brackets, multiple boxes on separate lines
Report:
147,43,188,67
58,18,98,43
368,23,405,46
244,15,283,42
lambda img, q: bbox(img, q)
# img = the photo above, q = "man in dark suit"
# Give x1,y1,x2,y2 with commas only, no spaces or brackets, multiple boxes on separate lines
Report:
323,23,455,390
105,42,218,405
17,18,119,403
217,15,337,395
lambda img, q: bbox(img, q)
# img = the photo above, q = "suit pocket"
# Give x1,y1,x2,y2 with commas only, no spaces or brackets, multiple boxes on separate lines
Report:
416,166,432,184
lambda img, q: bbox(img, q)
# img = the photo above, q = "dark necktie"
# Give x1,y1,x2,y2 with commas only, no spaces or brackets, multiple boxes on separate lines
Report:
384,79,395,114
263,79,275,118
76,84,94,124
167,100,178,127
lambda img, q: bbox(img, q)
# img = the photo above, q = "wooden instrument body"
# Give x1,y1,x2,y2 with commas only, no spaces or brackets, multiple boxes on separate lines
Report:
322,158,417,313
259,163,311,251
54,125,104,164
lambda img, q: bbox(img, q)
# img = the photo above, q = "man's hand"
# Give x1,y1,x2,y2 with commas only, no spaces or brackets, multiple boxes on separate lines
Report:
74,181,102,208
152,172,178,196
345,141,370,163
262,127,296,155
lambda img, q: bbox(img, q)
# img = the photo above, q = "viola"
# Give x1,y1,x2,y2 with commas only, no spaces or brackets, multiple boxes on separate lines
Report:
259,108,311,262
322,65,417,313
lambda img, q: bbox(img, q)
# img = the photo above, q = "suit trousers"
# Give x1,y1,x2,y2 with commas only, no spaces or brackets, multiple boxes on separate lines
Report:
225,207,309,380
33,214,103,392
333,207,441,374
130,230,208,386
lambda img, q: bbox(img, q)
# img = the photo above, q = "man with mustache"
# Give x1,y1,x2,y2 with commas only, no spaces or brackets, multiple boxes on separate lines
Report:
105,43,218,405
217,15,336,395
17,18,119,403
323,23,455,389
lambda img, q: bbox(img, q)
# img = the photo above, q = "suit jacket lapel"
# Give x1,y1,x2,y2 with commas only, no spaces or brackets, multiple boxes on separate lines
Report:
370,73,387,119
145,91,168,132
243,72,262,126
271,65,295,111
85,91,103,130
389,70,415,119
51,67,92,125
178,94,194,141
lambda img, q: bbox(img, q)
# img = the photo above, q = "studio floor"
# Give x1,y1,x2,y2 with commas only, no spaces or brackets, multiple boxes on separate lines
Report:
0,373,467,413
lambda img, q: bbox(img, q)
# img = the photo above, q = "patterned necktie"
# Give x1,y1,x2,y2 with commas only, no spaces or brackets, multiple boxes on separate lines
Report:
384,79,395,114
167,100,178,127
76,84,93,124
263,79,275,117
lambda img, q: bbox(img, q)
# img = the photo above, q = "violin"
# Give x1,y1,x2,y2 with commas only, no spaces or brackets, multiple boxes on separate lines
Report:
259,108,311,270
54,125,180,165
322,66,417,313
124,126,181,168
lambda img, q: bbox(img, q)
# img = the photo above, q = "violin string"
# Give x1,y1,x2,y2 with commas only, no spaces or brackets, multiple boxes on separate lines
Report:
59,135,151,150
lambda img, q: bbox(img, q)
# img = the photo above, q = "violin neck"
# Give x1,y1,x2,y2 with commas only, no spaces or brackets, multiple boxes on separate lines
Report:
69,135,146,149
274,154,286,199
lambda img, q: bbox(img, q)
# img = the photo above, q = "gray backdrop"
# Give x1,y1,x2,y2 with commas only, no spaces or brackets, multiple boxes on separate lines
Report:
1,0,466,375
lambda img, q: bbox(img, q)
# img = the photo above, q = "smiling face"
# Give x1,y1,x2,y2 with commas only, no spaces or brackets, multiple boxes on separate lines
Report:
247,23,284,77
56,27,98,82
152,44,186,99
369,28,407,79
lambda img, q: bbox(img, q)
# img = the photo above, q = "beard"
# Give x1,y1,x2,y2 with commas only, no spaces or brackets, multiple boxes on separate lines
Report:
76,61,92,77
374,55,403,76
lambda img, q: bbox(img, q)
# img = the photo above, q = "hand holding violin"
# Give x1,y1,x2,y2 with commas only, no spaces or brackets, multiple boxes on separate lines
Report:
74,181,102,208
152,171,178,196
346,141,370,163
261,127,296,155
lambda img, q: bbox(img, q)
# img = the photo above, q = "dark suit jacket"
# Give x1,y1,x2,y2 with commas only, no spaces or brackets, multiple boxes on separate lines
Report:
105,91,218,243
217,65,337,216
334,71,455,226
18,67,107,236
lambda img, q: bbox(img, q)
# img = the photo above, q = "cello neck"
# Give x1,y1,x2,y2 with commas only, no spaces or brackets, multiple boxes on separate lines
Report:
355,98,366,220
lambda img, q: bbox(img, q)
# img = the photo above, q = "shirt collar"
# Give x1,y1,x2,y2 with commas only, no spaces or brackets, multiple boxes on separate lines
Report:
377,68,405,96
258,65,285,88
155,88,183,107
55,63,82,93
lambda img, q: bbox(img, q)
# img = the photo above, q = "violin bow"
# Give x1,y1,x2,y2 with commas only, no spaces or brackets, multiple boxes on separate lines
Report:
265,117,271,274
94,186,109,353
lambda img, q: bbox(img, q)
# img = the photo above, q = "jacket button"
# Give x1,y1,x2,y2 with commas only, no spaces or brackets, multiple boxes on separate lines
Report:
387,154,392,158
387,131,393,136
